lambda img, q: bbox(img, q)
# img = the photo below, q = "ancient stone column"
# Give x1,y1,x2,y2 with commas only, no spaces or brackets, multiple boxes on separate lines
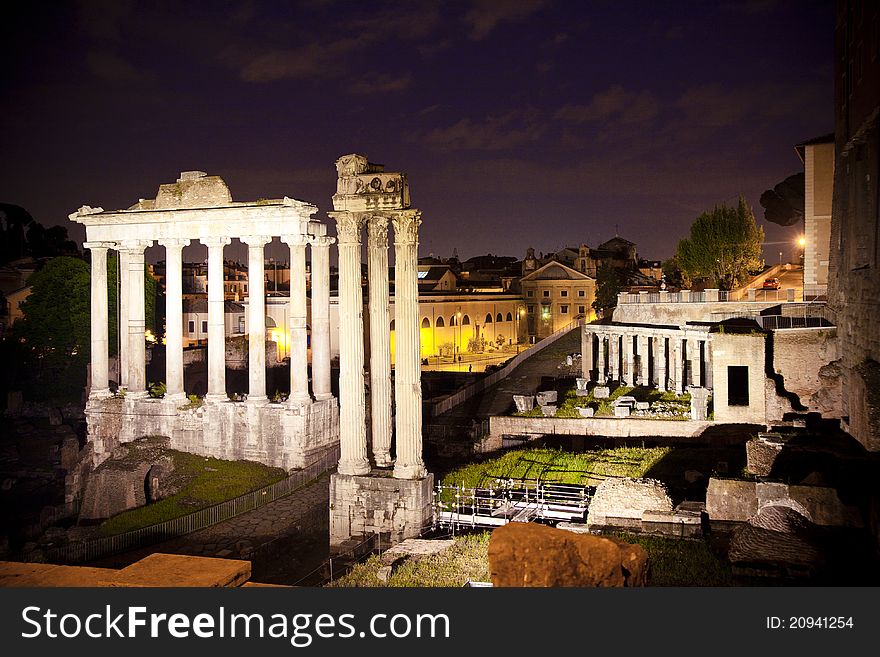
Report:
655,336,667,391
282,234,311,406
309,235,334,401
672,338,684,394
120,239,152,398
609,334,619,382
330,211,370,476
204,236,231,403
624,333,635,386
582,328,594,380
704,338,714,390
392,210,426,480
639,334,649,386
118,248,130,387
84,242,112,398
158,238,190,400
366,215,393,467
689,338,702,388
243,235,271,403
597,334,607,382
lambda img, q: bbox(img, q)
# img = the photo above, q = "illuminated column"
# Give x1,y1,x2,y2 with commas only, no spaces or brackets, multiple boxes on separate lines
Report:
689,338,702,387
283,234,311,406
158,238,190,400
671,338,684,394
203,236,231,403
705,338,714,389
118,248,130,387
392,210,426,480
655,336,667,391
582,329,594,380
309,235,334,401
366,215,392,467
609,334,619,382
243,235,271,403
330,212,370,476
120,239,151,398
597,334,607,382
639,334,649,386
84,242,112,398
623,333,635,386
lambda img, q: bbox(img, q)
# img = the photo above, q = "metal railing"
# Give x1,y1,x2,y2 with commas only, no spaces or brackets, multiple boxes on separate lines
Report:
43,444,340,565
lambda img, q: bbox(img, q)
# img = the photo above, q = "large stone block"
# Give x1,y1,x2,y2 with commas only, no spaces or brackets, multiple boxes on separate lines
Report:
536,390,557,405
593,386,610,399
513,395,535,412
488,522,647,587
705,478,758,522
587,478,673,527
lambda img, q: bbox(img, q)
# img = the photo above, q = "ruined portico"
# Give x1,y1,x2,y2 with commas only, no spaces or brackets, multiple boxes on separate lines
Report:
328,154,433,550
71,172,339,470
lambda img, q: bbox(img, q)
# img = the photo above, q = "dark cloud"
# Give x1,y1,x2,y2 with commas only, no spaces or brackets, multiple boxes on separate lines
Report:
463,0,546,39
349,72,413,95
422,110,545,152
556,86,660,125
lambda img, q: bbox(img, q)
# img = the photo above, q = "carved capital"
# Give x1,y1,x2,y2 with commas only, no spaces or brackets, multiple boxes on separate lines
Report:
157,238,191,251
391,210,421,245
366,215,389,249
281,233,308,248
241,235,272,248
308,235,336,248
117,239,154,253
83,241,115,252
201,236,232,249
330,211,363,245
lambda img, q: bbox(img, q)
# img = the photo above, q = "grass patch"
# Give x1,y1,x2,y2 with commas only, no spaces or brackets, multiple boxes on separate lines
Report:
329,530,733,587
441,446,671,489
519,383,693,419
98,451,286,536
328,533,491,587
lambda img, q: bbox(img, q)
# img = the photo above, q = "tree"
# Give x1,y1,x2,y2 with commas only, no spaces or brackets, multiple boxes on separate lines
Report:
675,197,764,290
592,262,624,317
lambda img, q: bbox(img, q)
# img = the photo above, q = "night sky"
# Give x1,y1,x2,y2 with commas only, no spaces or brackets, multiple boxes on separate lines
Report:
2,0,832,265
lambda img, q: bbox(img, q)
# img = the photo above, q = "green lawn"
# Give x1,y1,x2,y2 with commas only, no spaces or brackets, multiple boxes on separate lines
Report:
98,451,286,536
441,446,672,489
327,530,735,587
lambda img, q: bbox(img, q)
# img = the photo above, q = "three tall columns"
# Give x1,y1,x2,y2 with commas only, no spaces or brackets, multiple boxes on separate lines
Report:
332,210,425,480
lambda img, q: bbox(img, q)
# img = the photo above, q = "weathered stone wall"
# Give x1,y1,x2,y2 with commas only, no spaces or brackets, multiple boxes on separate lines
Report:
612,301,781,325
586,478,673,527
85,396,339,471
705,478,862,527
745,437,783,476
225,337,279,370
487,416,715,446
710,332,767,424
771,328,841,417
329,473,433,550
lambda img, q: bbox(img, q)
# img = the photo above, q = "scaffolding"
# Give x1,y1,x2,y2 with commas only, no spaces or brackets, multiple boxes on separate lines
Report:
434,479,593,530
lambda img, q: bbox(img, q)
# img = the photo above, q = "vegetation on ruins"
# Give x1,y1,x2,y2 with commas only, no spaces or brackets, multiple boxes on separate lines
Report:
674,197,764,290
514,383,693,419
328,531,735,587
98,450,286,536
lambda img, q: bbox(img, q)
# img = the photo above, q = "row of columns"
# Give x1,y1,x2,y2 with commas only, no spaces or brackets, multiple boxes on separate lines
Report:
583,329,712,393
331,210,425,481
85,234,334,407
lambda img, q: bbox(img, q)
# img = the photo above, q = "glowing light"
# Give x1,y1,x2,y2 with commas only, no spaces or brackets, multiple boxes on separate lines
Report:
145,329,157,343
798,236,806,247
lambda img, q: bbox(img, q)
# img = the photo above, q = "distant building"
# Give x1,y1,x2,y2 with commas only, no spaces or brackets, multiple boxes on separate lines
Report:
795,133,835,298
520,260,595,340
182,298,246,346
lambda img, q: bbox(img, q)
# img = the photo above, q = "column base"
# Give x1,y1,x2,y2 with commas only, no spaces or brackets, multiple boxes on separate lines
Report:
314,392,335,402
126,390,148,400
89,388,112,400
330,471,434,552
373,452,393,468
337,457,371,476
393,461,427,480
205,393,228,404
165,391,187,402
246,395,268,405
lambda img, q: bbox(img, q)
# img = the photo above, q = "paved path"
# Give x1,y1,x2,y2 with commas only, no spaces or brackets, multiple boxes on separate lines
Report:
87,474,330,572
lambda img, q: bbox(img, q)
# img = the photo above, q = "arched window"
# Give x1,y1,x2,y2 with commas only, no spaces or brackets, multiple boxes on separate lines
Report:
462,315,470,326
450,315,457,326
436,316,445,328
485,313,493,324
390,320,395,331
421,317,430,328
496,313,503,323
506,312,513,322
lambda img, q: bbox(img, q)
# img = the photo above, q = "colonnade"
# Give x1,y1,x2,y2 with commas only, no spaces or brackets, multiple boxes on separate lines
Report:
84,232,333,407
582,325,713,393
330,209,426,481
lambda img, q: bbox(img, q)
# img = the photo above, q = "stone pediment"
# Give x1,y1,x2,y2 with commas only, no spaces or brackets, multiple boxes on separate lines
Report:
521,260,593,282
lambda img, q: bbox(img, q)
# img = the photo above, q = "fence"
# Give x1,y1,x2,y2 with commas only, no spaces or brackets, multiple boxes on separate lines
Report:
427,319,583,417
43,444,340,565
